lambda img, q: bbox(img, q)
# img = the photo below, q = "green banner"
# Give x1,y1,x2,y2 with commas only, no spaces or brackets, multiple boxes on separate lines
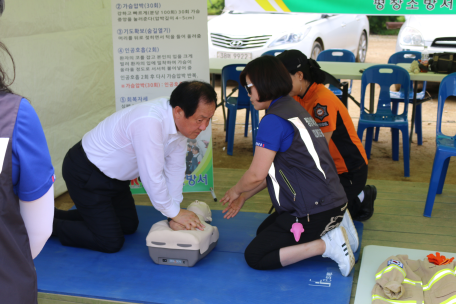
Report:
249,0,454,14
182,140,215,192
130,139,215,195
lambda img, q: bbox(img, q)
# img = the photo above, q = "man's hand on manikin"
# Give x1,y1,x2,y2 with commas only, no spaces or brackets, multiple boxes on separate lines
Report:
171,209,205,230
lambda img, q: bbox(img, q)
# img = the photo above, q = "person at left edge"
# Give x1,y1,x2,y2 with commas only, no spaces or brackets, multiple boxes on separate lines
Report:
0,34,54,304
53,81,216,253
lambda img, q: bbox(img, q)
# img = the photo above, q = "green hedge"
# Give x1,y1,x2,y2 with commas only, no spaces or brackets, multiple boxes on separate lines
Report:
207,0,224,15
368,16,405,35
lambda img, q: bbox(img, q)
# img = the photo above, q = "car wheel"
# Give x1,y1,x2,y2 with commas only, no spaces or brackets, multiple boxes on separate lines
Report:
310,41,323,60
356,31,368,63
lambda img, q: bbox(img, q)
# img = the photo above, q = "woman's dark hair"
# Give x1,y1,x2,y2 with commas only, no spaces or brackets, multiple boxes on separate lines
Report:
170,81,217,118
276,50,325,84
239,56,292,102
0,41,15,94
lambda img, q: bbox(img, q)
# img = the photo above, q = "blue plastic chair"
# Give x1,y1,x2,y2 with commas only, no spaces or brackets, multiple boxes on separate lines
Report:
423,73,456,217
357,65,411,177
261,50,287,57
374,51,427,145
317,49,355,104
221,64,259,156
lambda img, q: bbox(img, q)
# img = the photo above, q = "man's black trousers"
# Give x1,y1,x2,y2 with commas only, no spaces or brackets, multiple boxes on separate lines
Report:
54,141,139,253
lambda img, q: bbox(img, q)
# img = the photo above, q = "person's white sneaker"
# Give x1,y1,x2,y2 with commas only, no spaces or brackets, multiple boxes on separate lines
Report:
340,210,359,253
321,226,355,277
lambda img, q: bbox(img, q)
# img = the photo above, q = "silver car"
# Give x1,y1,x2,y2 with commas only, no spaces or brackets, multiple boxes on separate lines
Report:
208,11,370,62
396,15,456,54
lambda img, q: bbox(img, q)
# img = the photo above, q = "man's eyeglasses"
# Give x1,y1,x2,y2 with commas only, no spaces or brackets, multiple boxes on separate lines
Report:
244,83,254,95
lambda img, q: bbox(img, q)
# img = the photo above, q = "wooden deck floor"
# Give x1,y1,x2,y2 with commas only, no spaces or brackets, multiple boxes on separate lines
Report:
43,168,456,304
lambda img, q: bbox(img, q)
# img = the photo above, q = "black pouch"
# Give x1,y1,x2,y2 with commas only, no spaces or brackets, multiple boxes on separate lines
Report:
429,53,456,74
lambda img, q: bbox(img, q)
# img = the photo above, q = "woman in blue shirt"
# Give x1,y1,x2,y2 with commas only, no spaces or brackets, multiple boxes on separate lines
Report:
220,56,356,276
0,40,54,303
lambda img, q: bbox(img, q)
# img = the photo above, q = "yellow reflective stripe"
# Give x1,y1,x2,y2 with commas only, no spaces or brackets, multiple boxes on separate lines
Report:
403,278,422,285
372,294,416,304
273,0,291,12
440,295,456,304
422,269,456,291
375,265,406,280
254,0,277,11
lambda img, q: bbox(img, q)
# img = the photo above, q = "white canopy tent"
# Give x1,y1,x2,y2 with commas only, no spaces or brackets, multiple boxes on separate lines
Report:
1,0,114,196
2,0,452,196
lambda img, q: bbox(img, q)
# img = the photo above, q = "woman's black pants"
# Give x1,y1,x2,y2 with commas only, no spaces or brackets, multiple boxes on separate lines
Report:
244,204,345,270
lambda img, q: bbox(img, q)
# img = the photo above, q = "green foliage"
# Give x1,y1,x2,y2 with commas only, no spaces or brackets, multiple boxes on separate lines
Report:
207,0,225,15
368,15,404,35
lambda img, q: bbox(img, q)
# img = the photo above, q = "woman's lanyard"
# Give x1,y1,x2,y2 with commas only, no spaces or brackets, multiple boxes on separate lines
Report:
291,217,304,242
268,96,306,242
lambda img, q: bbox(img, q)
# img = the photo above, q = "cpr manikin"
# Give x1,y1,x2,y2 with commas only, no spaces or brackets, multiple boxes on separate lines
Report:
146,201,219,267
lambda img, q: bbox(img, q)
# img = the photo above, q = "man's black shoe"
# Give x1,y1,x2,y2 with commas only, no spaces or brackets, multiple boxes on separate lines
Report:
355,185,377,221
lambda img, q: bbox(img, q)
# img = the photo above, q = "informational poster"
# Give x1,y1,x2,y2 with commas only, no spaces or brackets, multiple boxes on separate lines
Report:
111,0,215,194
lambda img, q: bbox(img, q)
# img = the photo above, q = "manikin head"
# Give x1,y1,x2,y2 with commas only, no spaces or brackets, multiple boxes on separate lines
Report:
187,200,212,223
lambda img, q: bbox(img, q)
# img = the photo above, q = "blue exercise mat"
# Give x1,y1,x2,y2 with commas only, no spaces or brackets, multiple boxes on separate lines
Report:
35,206,363,304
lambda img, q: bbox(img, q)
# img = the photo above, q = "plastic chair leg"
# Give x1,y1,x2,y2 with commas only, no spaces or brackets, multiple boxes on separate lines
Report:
357,125,364,141
401,127,410,177
374,127,380,142
391,128,399,161
391,102,401,161
226,106,237,156
244,107,250,137
357,125,369,158
225,109,231,143
437,156,450,194
221,103,227,132
415,104,423,145
424,150,447,217
365,127,374,160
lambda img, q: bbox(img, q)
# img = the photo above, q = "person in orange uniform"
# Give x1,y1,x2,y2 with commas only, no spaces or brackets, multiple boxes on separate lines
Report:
277,50,376,221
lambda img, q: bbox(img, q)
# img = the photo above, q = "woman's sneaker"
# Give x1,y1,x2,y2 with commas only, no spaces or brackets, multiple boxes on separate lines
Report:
340,210,359,252
321,226,355,277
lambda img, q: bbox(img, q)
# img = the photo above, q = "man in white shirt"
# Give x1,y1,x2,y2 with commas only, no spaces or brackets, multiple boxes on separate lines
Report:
53,81,217,253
